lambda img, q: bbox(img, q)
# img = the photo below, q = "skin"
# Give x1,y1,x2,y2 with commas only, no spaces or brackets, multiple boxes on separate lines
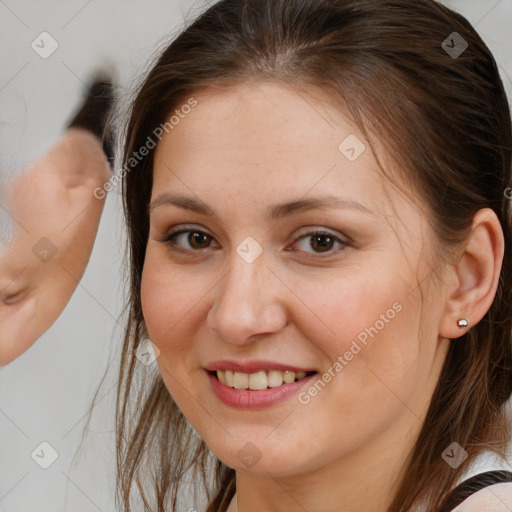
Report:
140,81,504,512
0,128,109,367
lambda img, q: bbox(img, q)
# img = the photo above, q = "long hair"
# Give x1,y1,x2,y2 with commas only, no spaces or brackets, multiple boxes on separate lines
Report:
113,1,512,510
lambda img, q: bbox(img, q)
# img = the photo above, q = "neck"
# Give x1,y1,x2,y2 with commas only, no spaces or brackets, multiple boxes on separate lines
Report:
227,412,424,512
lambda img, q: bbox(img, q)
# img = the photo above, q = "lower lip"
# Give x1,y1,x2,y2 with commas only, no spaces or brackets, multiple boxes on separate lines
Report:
206,370,317,409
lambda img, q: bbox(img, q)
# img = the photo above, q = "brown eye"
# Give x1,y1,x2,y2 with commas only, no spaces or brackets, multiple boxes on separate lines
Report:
310,233,335,253
160,228,218,251
292,230,349,257
187,231,211,249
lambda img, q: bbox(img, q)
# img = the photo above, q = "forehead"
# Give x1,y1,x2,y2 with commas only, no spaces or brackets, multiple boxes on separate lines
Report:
151,81,411,222
158,83,357,170
156,81,352,154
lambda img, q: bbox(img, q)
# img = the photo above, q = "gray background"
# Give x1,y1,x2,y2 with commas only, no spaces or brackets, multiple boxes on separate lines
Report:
0,1,511,511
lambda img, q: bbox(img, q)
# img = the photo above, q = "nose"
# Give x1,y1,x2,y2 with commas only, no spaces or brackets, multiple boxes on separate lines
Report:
207,246,288,345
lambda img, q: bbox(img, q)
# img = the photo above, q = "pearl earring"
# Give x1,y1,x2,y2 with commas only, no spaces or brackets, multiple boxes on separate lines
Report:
457,319,468,329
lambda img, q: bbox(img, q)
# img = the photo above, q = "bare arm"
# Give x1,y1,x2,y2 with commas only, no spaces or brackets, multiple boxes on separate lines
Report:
0,128,110,366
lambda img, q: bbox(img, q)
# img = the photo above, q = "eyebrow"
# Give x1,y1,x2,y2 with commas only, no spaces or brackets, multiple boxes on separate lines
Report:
148,193,376,220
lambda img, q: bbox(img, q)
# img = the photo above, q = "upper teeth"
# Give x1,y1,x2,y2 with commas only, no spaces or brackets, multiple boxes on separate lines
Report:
216,370,308,390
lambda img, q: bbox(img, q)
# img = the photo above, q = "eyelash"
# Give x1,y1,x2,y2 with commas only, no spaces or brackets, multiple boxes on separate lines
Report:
157,226,351,258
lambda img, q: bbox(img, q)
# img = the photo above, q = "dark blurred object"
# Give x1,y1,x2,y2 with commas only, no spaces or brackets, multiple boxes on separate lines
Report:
66,74,116,169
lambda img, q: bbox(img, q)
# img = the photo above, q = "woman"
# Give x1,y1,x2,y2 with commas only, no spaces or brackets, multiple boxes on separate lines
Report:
114,0,512,511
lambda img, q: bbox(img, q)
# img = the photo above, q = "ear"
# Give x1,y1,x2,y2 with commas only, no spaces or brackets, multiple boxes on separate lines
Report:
438,208,504,339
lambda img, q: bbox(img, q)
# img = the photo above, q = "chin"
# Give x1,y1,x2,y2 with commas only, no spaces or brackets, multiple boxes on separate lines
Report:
205,437,316,476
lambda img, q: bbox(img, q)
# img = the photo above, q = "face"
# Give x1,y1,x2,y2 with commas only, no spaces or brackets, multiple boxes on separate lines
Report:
140,81,449,477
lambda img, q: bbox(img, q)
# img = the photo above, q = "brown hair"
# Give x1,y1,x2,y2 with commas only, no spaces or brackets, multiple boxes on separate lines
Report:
112,1,512,511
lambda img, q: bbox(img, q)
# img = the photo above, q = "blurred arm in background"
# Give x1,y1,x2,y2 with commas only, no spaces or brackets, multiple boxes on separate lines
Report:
0,76,116,367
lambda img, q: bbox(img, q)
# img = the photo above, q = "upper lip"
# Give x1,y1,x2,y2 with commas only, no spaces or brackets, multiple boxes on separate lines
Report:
204,360,317,374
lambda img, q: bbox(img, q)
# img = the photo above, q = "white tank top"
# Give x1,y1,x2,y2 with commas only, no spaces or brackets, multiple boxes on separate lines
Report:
457,447,512,482
413,448,512,511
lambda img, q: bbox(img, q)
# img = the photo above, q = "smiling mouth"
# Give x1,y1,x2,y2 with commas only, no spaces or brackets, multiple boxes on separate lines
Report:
207,369,317,390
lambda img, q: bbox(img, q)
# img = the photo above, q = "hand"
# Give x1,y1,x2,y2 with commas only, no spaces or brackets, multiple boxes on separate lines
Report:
0,128,111,366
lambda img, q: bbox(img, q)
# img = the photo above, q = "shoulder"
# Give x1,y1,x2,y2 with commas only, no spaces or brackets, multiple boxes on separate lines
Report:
451,482,512,511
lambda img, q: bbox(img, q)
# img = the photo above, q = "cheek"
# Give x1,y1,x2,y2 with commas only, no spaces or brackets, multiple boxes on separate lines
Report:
140,262,168,343
140,256,201,354
140,258,206,408
292,270,409,357
293,270,425,407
